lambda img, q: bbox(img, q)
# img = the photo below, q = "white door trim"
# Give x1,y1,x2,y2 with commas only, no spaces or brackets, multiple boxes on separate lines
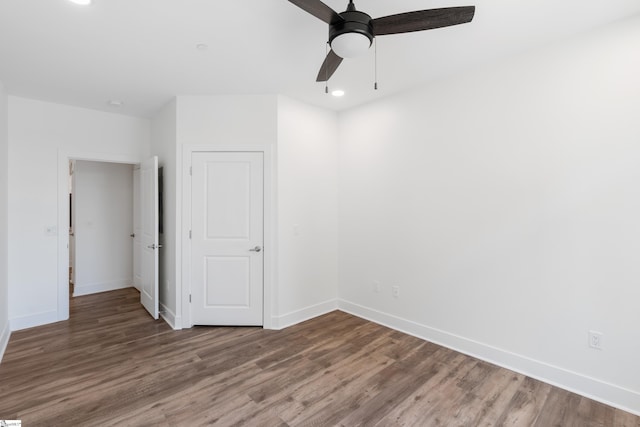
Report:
181,145,275,329
57,150,142,321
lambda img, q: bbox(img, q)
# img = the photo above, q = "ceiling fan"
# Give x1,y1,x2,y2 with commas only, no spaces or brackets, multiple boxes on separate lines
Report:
288,0,476,82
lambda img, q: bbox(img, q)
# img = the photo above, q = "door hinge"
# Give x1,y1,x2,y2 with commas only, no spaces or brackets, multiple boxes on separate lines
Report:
189,166,192,176
189,230,192,239
189,294,192,303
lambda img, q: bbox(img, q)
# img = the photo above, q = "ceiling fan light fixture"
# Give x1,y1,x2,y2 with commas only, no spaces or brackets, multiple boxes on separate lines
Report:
330,32,371,58
289,0,475,82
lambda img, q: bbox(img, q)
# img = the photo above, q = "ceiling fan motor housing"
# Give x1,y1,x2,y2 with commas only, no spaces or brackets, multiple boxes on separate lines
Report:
329,10,374,57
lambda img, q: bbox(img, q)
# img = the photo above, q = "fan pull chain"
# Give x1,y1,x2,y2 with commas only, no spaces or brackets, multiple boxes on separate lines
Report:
325,42,329,94
374,38,378,90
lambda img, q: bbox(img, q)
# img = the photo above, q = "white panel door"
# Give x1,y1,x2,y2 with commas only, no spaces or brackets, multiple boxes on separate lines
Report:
140,156,159,319
132,167,142,291
191,152,264,326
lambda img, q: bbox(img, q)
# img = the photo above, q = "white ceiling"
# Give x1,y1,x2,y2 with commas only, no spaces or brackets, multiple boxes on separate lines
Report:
1,0,639,118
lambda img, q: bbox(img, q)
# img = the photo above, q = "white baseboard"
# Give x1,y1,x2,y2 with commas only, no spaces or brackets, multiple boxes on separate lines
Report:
0,319,10,363
10,310,59,331
73,279,133,297
272,299,339,330
338,299,640,417
160,303,181,330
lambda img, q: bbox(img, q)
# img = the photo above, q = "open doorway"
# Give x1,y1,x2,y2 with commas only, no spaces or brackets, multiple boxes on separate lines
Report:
68,160,136,298
57,152,160,323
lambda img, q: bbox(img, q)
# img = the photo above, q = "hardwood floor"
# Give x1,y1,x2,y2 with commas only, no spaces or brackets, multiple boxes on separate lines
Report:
0,288,638,426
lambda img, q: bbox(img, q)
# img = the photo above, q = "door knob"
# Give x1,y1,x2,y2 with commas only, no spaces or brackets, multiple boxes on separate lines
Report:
249,246,262,252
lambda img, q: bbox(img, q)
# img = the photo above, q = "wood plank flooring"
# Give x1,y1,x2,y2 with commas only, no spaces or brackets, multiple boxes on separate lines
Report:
0,288,638,426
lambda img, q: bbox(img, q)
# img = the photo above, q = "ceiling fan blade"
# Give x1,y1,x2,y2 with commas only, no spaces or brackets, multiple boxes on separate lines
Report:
372,6,475,36
288,0,344,25
316,50,344,82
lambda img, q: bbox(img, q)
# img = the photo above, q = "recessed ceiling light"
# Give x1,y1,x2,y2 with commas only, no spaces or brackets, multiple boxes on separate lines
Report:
69,0,92,5
107,100,123,107
331,90,345,97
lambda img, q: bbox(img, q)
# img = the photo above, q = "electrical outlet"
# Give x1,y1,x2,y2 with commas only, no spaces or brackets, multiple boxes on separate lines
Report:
392,286,400,298
373,281,381,293
588,330,603,350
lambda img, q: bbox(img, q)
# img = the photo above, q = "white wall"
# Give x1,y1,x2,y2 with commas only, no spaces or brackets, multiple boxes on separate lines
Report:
8,97,150,330
338,15,640,414
73,161,134,296
150,98,177,326
0,80,9,361
275,96,339,327
176,95,278,145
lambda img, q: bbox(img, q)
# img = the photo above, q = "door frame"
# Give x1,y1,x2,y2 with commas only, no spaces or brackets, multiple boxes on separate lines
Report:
181,145,275,329
57,150,142,321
